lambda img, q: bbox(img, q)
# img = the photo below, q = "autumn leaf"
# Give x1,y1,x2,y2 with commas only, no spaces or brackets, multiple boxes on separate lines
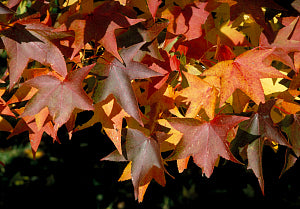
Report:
175,71,218,119
0,20,71,88
1,0,300,203
237,100,290,193
167,115,248,177
280,114,300,175
202,48,289,106
260,17,300,72
102,128,166,202
76,95,128,154
0,2,14,14
239,100,290,147
117,19,168,61
60,1,144,62
229,0,284,40
246,137,265,194
21,64,95,130
160,2,209,41
8,108,58,158
93,42,162,125
124,0,162,20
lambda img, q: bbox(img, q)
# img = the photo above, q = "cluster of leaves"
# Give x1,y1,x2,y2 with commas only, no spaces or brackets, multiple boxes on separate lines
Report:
0,0,300,202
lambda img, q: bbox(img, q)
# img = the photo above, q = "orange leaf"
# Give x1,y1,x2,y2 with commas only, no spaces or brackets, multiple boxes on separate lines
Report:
202,48,289,106
175,71,218,119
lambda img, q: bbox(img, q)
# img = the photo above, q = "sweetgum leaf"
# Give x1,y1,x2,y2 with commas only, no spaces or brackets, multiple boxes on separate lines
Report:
247,137,265,194
61,1,144,62
0,2,14,14
239,100,290,147
22,64,95,130
1,21,71,88
161,2,209,41
260,17,300,72
93,42,162,125
102,128,166,201
202,48,289,106
175,71,218,119
238,100,290,194
167,115,248,177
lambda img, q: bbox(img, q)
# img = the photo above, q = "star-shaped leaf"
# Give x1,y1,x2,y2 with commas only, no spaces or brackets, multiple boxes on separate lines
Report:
61,1,144,62
260,17,300,72
167,115,248,177
8,108,58,158
202,48,289,106
238,100,290,194
1,20,71,88
175,71,218,119
22,64,95,129
93,42,162,125
102,128,166,202
161,2,209,41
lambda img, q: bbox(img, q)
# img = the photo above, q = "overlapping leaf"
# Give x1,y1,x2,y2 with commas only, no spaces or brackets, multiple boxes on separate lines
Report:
22,64,95,129
0,0,299,203
102,128,166,202
167,115,248,177
0,19,71,88
93,42,162,125
202,48,289,106
237,100,290,194
59,1,144,62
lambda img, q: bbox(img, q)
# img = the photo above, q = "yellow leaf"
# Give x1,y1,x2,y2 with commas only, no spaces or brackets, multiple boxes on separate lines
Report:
158,119,183,152
35,107,49,131
219,20,247,46
62,0,78,7
261,78,287,96
176,72,218,119
119,161,132,182
177,157,189,173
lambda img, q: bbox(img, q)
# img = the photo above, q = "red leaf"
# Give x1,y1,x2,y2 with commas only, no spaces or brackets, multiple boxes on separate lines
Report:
1,21,70,88
167,115,248,177
7,0,22,8
22,64,95,129
8,108,59,158
238,100,290,193
247,137,265,194
61,1,144,62
102,128,166,201
94,42,162,125
202,48,289,106
260,17,300,72
161,2,209,41
239,100,290,147
0,2,14,14
147,0,162,20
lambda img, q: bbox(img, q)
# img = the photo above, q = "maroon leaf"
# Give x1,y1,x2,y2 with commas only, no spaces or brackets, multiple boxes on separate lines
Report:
61,1,144,62
102,128,166,200
93,42,162,125
238,100,290,194
1,21,71,88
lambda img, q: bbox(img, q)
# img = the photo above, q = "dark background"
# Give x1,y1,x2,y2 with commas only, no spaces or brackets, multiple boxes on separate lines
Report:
1,121,300,209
